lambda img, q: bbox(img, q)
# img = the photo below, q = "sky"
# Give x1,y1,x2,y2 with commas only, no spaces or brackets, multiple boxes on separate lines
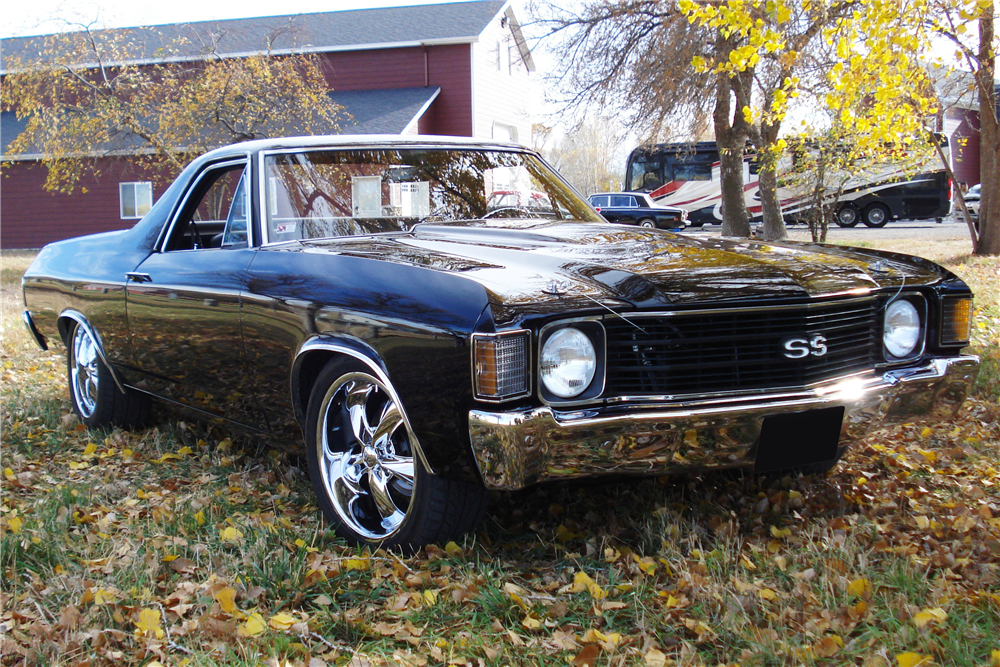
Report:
0,0,463,39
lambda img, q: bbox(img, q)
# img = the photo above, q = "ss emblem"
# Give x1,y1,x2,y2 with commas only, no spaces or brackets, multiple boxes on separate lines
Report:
781,334,828,359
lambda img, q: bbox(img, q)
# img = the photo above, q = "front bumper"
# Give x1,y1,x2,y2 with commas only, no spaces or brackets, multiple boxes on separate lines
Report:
468,356,979,490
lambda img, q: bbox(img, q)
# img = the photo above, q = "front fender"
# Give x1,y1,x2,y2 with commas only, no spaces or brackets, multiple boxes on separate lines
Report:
291,335,436,476
290,330,483,484
56,310,127,394
290,335,389,427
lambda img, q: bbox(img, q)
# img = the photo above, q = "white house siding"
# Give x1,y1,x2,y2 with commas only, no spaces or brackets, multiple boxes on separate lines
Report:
472,11,532,145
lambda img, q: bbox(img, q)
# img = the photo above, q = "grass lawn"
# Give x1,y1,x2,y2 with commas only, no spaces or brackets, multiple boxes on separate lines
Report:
2,236,999,667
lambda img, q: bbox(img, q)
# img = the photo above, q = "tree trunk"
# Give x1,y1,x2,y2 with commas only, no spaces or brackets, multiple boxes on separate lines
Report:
758,164,786,240
809,151,826,243
714,72,751,237
758,122,787,241
977,3,999,255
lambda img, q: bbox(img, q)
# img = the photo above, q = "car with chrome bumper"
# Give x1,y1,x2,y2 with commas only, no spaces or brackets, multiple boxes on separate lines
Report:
588,191,688,230
22,135,978,551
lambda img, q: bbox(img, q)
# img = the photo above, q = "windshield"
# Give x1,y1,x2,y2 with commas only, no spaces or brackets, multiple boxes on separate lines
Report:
263,147,602,243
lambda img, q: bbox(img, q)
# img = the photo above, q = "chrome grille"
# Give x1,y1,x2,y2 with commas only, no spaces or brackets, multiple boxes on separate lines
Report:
604,298,880,397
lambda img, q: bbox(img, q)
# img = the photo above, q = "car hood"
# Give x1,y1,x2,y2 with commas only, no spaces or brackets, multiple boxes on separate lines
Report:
298,220,947,323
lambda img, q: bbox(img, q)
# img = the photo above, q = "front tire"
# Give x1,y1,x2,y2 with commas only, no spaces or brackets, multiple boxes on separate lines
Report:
67,321,149,428
836,205,860,227
305,358,487,551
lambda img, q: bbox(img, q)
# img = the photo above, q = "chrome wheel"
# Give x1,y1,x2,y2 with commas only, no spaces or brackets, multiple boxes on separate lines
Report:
863,203,889,227
71,325,100,419
836,206,859,227
316,372,416,540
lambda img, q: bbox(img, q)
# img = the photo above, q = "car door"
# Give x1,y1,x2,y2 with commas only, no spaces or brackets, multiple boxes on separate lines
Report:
606,195,636,224
125,158,267,430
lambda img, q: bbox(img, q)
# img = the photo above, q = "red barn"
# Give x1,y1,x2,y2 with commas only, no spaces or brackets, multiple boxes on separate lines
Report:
1,0,535,248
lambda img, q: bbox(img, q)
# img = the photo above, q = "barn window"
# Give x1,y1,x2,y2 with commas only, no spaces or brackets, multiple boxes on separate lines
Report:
120,182,153,219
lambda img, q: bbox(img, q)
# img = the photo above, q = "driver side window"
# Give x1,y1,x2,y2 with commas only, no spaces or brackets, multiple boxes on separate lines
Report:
165,162,249,251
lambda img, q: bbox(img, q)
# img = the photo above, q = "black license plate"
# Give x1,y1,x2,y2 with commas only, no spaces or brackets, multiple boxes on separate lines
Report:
753,406,845,473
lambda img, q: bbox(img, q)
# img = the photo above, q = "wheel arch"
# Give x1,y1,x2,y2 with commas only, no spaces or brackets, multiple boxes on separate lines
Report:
290,336,435,475
57,310,126,394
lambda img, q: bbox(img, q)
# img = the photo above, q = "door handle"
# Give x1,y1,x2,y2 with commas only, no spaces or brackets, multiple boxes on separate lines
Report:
126,272,152,283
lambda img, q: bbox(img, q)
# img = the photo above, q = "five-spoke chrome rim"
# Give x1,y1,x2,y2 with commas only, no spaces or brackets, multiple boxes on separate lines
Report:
317,372,416,540
71,325,100,418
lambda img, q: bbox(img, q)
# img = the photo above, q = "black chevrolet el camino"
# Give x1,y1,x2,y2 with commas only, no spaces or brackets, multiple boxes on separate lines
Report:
22,136,979,550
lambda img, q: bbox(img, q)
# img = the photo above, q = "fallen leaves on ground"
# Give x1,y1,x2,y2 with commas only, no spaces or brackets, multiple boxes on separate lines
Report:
3,251,999,665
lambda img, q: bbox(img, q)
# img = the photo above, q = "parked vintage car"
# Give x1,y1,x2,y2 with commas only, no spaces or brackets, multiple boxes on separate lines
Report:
22,136,979,550
588,191,687,230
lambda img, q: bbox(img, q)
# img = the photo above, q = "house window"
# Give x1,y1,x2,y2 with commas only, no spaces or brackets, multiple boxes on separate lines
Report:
493,122,517,144
120,182,153,219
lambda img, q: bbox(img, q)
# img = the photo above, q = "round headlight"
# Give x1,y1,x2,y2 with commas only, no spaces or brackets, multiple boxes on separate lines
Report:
884,299,921,359
540,327,596,398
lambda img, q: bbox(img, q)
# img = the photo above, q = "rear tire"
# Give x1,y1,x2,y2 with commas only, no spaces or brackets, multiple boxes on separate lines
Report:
862,203,890,228
67,321,150,428
638,218,655,229
305,358,487,552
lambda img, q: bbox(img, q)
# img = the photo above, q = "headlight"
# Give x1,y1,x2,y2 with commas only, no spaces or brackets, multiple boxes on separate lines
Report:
883,299,921,359
540,327,596,398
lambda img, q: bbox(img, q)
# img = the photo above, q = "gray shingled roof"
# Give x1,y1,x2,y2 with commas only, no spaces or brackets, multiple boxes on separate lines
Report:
1,112,28,153
1,1,508,72
1,87,441,156
334,87,441,135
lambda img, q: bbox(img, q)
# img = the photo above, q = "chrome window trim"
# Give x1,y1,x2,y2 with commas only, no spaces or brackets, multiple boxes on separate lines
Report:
470,329,532,403
537,316,607,408
256,143,577,247
156,155,252,252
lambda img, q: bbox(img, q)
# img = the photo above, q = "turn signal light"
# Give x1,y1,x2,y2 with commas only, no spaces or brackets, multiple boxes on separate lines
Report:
473,332,529,401
941,297,973,345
